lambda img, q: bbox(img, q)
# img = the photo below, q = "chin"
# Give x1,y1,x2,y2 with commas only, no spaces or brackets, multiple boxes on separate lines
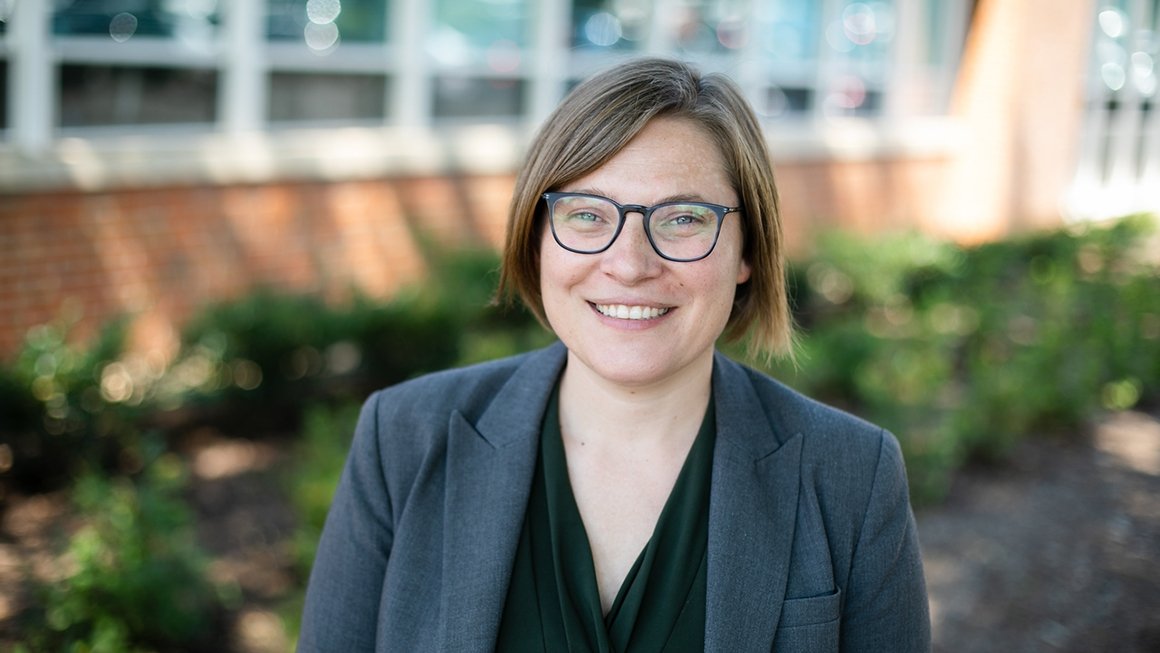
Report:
574,345,694,387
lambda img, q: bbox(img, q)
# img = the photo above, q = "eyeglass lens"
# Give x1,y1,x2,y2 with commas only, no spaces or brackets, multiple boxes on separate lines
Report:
548,194,722,261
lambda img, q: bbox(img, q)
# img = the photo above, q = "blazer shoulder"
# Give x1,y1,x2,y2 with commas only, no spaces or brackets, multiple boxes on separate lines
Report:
725,357,913,530
720,357,900,488
731,360,885,442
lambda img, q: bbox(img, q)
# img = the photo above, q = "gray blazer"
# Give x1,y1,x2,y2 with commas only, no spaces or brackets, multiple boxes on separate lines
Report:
299,342,930,652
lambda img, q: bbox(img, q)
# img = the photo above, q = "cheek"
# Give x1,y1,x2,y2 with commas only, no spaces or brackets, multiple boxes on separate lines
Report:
538,231,562,287
538,241,580,307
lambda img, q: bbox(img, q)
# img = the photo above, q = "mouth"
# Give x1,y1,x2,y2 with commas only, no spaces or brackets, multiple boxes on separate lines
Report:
592,303,671,320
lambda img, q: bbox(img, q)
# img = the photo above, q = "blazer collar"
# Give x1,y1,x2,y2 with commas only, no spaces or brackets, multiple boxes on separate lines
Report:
438,343,567,651
705,351,803,652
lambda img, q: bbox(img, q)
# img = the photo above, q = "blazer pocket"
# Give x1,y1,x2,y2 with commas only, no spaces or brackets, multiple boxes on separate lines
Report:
772,589,842,652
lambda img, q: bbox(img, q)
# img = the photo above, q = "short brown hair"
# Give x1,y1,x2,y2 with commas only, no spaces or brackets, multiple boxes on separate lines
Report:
498,57,793,360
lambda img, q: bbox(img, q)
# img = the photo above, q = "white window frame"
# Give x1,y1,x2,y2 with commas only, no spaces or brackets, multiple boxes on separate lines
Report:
0,0,971,191
1066,0,1160,220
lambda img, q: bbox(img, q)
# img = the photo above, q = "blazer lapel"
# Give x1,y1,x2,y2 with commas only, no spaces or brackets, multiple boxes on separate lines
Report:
705,353,803,653
439,344,567,651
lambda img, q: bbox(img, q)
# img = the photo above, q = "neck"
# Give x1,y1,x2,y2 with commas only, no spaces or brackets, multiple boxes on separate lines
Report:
557,349,714,450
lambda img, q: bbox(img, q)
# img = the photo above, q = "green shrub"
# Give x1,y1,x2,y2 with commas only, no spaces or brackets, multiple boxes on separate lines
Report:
761,214,1160,503
270,401,361,644
169,287,466,426
20,449,224,653
0,315,145,495
285,402,361,576
167,248,549,430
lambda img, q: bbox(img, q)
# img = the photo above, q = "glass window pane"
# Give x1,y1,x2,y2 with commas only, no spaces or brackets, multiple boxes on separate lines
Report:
818,73,882,117
431,0,528,68
59,65,218,127
755,0,821,63
825,0,894,66
432,76,524,119
53,0,220,38
669,0,750,53
267,0,388,44
760,85,812,117
571,0,652,51
924,0,950,65
268,72,387,122
0,62,7,132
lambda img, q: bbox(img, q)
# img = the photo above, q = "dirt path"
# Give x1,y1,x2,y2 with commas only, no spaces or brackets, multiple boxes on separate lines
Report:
918,410,1160,652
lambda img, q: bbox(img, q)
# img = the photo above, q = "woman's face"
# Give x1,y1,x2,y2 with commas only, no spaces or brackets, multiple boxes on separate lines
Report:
539,116,751,389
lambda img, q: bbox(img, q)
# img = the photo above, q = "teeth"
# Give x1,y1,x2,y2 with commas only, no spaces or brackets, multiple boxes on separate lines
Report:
595,304,670,320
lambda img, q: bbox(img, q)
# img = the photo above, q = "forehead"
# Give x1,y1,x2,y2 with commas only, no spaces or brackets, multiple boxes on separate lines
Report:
561,117,735,204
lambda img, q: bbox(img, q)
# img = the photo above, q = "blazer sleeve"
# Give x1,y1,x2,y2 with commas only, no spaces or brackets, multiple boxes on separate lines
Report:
840,429,931,653
298,391,394,653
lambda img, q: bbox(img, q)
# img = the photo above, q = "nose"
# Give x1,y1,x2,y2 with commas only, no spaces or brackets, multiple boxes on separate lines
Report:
599,211,663,282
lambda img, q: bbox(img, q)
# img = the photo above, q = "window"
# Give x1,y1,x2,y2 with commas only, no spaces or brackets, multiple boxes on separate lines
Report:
0,62,7,132
669,0,751,54
53,1,221,38
265,1,393,123
433,0,529,57
1068,1,1160,219
429,0,531,122
268,72,388,122
433,76,524,119
0,7,11,138
571,0,652,51
3,0,971,153
51,2,220,129
267,0,389,45
59,65,218,127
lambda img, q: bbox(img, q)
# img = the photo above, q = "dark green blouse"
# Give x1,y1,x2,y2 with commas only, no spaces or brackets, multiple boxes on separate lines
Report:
495,386,715,652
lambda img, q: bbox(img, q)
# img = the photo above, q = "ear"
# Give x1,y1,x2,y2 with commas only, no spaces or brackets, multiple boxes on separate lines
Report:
736,256,752,285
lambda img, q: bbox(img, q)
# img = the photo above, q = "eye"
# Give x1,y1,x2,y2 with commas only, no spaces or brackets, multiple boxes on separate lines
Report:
568,210,603,223
653,205,715,233
554,196,617,228
669,212,708,226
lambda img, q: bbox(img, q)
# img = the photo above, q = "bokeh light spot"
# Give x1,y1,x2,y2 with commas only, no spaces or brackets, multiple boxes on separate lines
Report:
585,12,623,47
1102,62,1126,91
306,0,342,25
1099,8,1126,39
305,21,340,52
716,20,747,50
109,12,138,43
487,39,522,74
825,19,855,53
843,3,877,46
1132,51,1154,74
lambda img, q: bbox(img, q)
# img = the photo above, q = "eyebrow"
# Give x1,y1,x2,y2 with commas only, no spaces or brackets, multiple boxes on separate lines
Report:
569,188,716,205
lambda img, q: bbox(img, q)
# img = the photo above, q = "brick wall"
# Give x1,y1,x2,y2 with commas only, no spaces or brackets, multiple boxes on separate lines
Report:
0,174,515,359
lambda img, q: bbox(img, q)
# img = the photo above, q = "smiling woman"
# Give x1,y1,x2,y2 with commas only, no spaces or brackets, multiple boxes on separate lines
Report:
299,57,931,652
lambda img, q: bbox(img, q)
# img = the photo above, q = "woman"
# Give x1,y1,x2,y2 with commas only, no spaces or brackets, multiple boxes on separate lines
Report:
299,58,929,652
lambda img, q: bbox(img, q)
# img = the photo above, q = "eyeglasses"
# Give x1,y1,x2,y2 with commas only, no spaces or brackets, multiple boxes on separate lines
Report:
542,192,740,262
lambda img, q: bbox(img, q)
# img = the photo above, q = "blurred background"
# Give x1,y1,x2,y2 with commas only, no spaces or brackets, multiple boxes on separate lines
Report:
0,0,1158,651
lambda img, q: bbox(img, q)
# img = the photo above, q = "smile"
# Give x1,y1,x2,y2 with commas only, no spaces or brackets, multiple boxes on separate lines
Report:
593,303,671,320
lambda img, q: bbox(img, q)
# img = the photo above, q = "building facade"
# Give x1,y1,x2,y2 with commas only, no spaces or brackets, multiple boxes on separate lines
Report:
0,0,1154,357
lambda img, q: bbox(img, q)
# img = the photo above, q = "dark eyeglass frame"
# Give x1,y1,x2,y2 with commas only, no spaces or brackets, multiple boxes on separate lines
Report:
542,191,741,262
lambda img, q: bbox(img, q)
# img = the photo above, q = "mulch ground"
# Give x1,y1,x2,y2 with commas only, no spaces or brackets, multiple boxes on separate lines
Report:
919,409,1160,653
